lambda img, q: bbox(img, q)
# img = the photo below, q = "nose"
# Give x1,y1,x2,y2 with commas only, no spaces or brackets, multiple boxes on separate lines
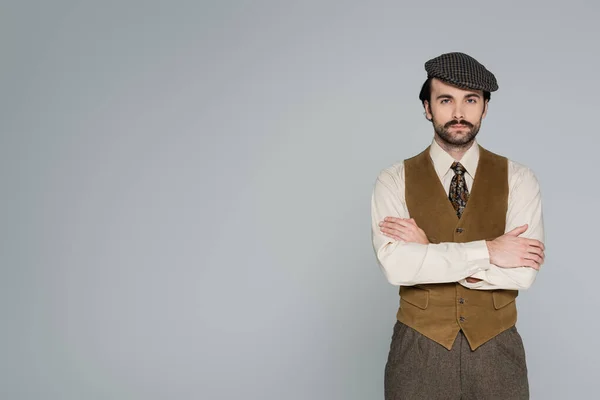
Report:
452,104,464,120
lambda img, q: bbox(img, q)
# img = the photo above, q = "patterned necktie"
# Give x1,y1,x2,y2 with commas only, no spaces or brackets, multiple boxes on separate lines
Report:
448,162,469,218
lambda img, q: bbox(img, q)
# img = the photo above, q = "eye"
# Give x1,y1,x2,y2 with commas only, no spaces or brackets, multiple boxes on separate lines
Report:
466,98,477,104
440,99,450,104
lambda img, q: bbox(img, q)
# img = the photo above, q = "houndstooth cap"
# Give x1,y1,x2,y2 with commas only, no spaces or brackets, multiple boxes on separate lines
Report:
424,52,498,92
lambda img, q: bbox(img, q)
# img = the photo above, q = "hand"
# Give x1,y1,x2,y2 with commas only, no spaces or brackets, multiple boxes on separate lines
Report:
486,224,545,270
379,217,429,245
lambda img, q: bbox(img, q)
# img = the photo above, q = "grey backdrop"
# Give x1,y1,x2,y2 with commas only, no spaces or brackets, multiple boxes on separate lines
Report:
2,1,598,399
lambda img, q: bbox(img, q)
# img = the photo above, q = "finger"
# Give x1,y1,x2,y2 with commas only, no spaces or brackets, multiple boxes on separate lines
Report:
388,219,417,230
527,247,545,264
380,223,402,233
506,224,528,237
381,225,411,238
531,249,546,260
381,230,402,241
381,226,412,242
524,253,543,265
383,217,414,227
381,221,416,234
525,239,544,250
532,240,545,251
526,246,544,257
525,251,546,263
522,259,540,270
382,218,409,226
380,226,401,237
384,217,405,223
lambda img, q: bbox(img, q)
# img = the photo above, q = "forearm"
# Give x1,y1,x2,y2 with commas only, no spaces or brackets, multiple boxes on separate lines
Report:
371,174,495,286
375,228,540,289
373,236,492,286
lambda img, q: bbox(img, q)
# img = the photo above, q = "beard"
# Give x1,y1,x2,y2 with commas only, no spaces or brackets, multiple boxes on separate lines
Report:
431,114,483,147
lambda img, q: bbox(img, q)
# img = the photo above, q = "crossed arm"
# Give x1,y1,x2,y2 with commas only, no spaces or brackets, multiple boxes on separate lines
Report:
371,166,545,290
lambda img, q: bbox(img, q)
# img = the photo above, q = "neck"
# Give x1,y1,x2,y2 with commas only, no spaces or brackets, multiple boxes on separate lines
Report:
433,135,475,161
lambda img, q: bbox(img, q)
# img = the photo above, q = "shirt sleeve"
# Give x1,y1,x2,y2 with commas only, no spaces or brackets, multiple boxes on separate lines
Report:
371,165,493,286
458,163,545,290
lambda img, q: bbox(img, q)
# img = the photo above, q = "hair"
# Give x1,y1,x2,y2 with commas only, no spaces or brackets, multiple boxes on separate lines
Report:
419,77,491,106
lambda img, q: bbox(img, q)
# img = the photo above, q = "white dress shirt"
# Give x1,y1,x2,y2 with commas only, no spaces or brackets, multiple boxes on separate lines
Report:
371,138,545,290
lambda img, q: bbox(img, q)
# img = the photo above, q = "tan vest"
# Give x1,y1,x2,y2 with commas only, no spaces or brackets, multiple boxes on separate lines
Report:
396,144,518,350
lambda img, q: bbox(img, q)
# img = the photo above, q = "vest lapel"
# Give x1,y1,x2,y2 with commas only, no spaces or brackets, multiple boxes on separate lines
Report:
404,144,508,243
404,147,456,243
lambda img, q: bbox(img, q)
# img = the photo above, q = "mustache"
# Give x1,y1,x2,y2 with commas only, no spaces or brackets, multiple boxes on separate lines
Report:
444,120,474,129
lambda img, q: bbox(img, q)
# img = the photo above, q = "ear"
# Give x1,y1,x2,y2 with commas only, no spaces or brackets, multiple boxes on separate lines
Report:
482,100,489,119
424,101,433,121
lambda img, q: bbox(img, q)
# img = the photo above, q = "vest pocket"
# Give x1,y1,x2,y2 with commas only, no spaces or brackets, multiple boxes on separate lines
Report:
400,286,429,309
492,290,519,309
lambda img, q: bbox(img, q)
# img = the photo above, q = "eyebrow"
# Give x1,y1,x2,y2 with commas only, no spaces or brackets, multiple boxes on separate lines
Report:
436,93,482,100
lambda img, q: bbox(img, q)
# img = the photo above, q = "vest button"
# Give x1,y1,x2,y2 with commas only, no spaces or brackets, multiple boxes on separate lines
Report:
459,298,465,304
459,316,466,322
456,228,464,233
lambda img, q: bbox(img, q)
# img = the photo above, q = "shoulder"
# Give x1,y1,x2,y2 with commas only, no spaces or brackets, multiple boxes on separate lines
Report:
481,145,540,184
374,146,430,188
507,158,541,192
480,145,541,193
375,161,405,189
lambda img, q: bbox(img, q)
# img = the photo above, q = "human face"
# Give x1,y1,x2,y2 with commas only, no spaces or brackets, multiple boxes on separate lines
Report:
424,78,488,147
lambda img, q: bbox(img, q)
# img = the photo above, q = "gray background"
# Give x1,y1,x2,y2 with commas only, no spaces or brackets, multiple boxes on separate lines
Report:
2,1,597,399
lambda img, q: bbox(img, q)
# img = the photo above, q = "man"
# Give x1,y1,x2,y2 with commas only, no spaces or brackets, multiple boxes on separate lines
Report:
371,52,545,399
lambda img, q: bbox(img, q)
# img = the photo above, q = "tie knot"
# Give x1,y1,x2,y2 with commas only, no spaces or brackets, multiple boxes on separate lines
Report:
451,162,467,175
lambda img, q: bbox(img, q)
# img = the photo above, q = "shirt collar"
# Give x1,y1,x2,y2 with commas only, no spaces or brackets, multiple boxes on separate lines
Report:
429,138,480,180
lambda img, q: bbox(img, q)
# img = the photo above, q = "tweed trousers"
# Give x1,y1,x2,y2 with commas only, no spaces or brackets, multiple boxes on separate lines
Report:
384,321,529,400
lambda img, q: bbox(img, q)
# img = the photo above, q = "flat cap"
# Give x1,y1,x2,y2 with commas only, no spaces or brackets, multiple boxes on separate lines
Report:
425,52,498,92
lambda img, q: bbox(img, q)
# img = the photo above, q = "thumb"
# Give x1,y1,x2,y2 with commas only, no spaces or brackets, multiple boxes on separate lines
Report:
506,224,528,237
